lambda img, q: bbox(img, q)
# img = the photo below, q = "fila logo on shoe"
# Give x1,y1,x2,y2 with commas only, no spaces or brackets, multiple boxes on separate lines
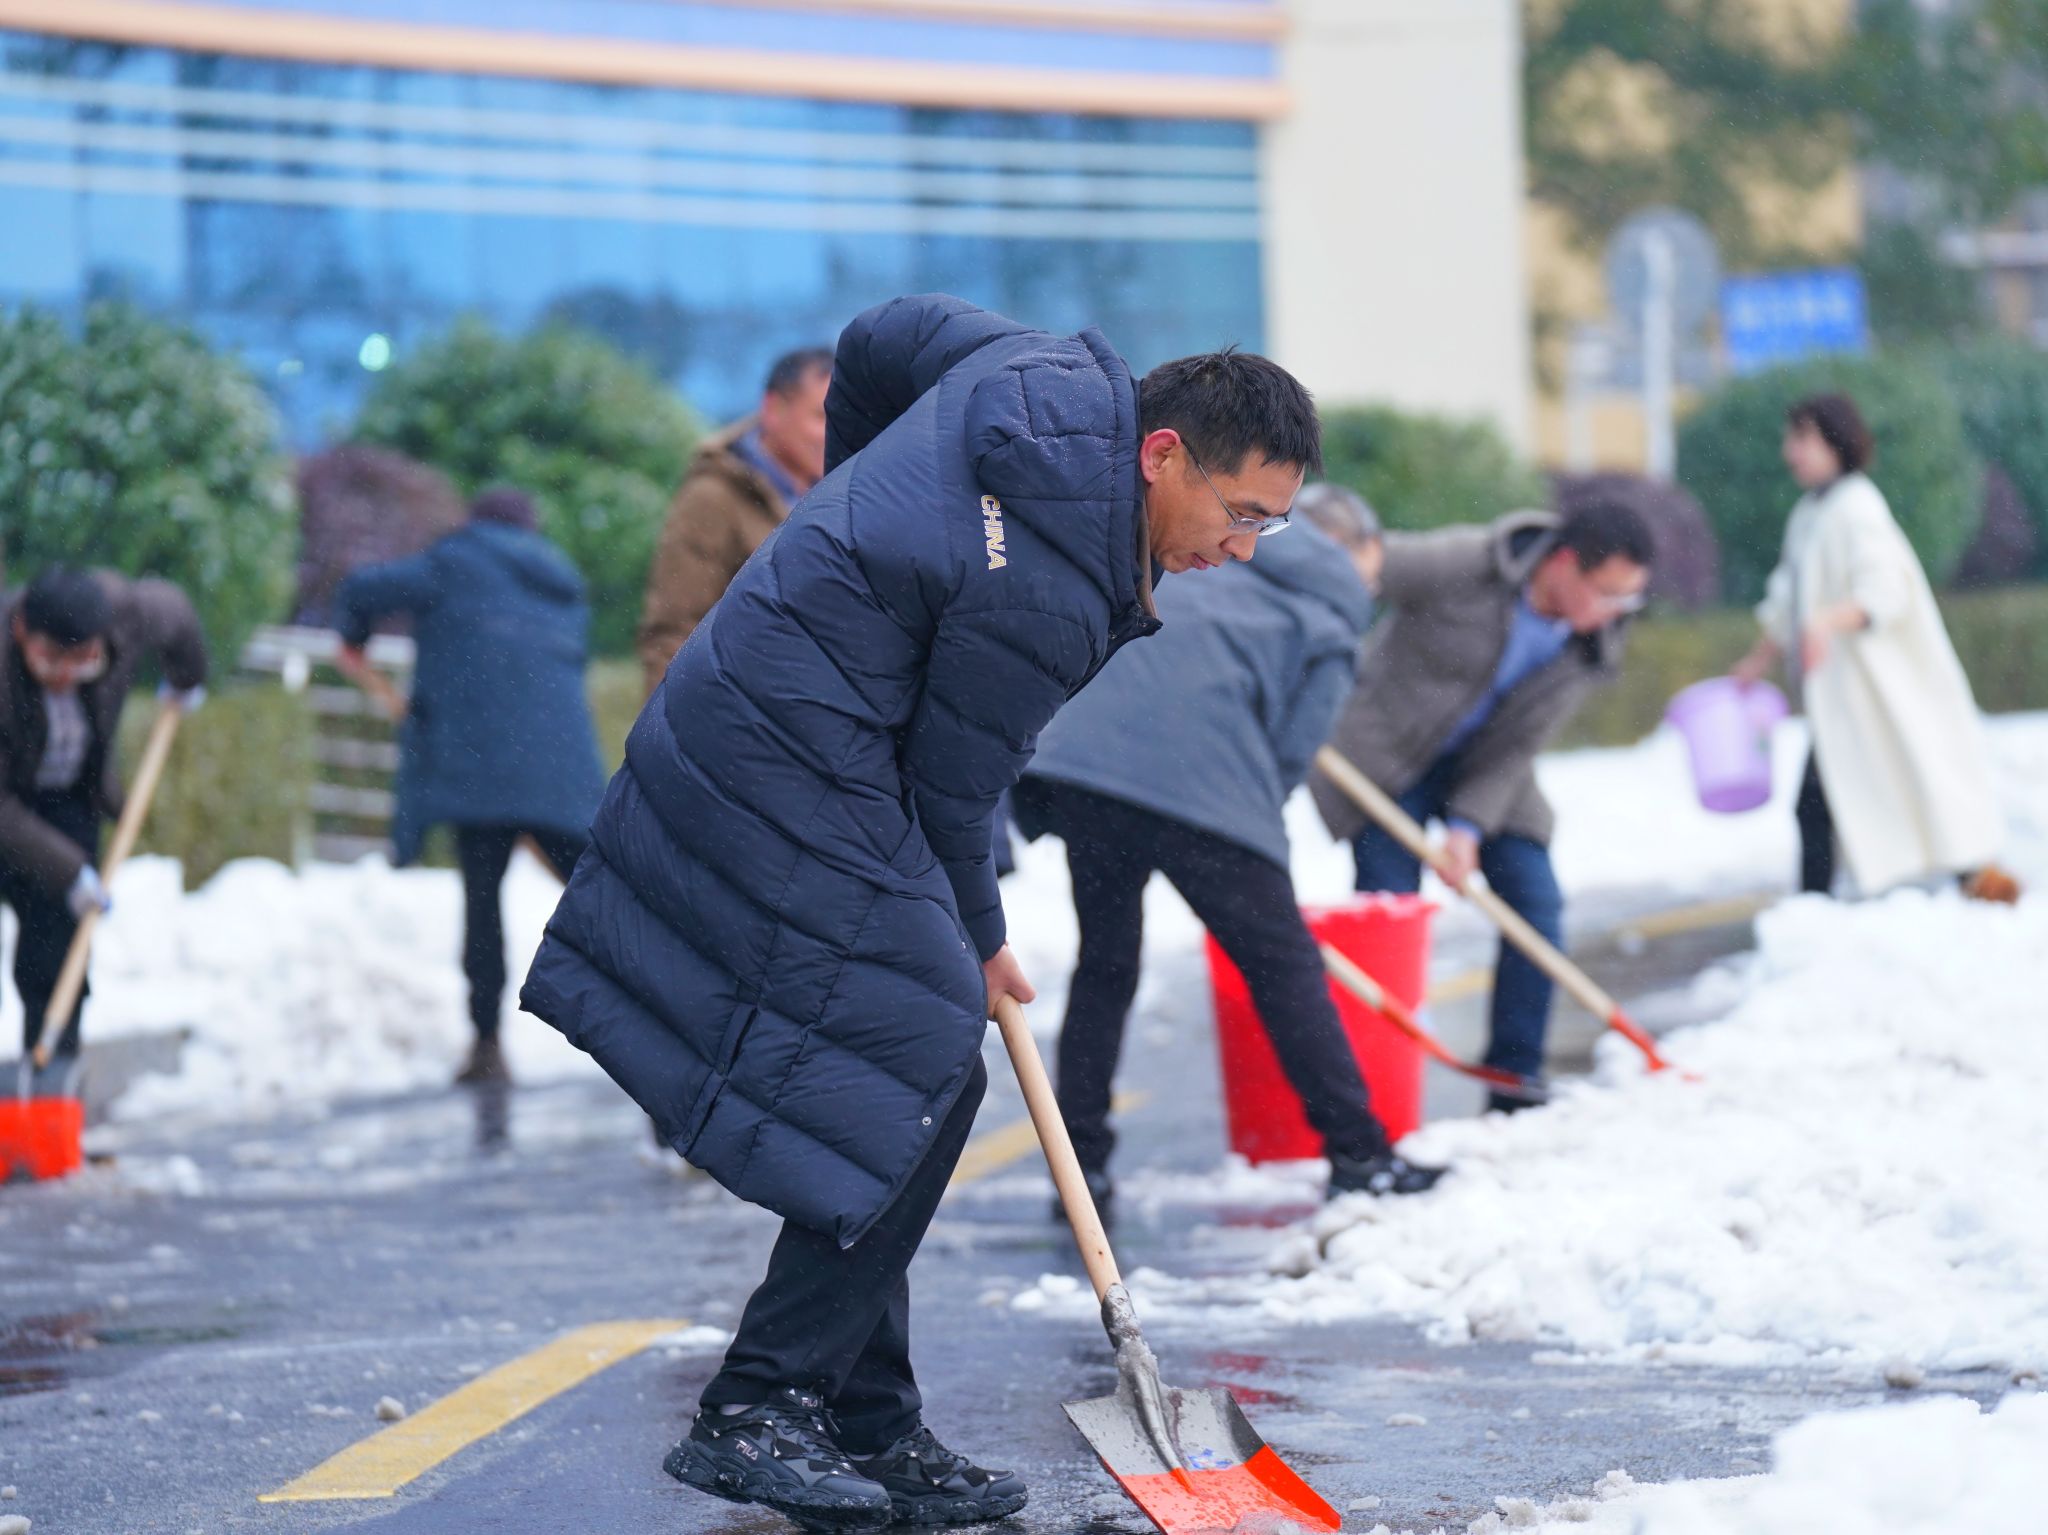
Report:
980,494,1008,571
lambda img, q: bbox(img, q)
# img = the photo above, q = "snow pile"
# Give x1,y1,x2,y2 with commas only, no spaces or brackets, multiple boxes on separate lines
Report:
1485,1392,2048,1534
1217,890,2048,1374
5,851,597,1122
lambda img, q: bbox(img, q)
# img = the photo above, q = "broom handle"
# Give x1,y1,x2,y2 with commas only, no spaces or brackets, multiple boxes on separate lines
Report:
33,705,184,1069
992,995,1122,1302
1314,746,1671,1071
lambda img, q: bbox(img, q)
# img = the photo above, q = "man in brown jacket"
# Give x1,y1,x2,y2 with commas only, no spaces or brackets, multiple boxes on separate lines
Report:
2,567,208,1065
1311,503,1654,1109
637,346,834,696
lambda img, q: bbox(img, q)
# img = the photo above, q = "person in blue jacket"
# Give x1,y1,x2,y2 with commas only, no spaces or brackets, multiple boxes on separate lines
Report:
335,486,606,1087
520,295,1321,1531
1016,483,1444,1214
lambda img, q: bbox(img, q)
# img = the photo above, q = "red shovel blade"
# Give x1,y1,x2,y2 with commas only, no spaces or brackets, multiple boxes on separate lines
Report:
1067,1383,1340,1535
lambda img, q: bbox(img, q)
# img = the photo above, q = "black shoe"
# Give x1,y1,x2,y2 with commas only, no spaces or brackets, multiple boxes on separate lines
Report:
1327,1149,1446,1200
849,1423,1028,1525
665,1387,892,1531
1049,1166,1114,1227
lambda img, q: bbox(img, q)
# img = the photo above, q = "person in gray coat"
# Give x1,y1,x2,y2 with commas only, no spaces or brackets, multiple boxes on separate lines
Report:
1015,484,1444,1209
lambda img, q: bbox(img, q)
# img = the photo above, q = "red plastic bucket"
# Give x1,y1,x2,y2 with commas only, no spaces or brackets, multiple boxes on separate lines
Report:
0,1096,85,1182
1206,894,1433,1163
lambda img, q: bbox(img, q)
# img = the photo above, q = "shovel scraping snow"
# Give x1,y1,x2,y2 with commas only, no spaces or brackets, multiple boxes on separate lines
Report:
991,996,1340,1535
5,704,183,1182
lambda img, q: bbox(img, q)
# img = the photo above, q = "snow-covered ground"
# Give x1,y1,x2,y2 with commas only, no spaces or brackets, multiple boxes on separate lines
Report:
1034,887,2048,1377
1461,1391,2048,1535
0,849,597,1123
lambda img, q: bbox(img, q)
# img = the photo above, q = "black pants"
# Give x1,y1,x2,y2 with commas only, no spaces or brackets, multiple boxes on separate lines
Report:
699,1056,988,1452
1797,753,1836,896
4,788,102,1061
453,824,587,1040
1021,779,1390,1174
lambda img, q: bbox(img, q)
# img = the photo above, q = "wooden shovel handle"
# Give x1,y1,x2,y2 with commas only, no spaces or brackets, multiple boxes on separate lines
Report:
992,995,1123,1302
357,666,408,723
1320,942,1547,1100
34,705,184,1069
1313,746,1672,1073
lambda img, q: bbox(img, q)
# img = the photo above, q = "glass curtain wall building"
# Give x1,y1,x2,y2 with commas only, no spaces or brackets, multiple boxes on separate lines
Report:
0,5,1277,444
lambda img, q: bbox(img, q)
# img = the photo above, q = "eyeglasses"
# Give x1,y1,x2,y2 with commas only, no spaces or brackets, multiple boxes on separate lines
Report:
1189,453,1294,538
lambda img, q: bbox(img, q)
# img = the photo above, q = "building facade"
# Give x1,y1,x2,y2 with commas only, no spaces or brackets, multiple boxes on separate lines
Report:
0,0,1527,447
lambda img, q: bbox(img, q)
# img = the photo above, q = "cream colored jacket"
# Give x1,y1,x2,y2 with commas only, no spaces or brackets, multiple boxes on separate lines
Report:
1756,472,2002,892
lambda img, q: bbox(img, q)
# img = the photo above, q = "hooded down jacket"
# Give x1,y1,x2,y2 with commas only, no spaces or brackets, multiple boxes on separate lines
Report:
521,295,1158,1245
334,521,605,865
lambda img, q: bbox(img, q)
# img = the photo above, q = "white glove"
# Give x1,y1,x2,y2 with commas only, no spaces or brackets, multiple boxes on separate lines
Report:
157,682,206,713
68,865,113,919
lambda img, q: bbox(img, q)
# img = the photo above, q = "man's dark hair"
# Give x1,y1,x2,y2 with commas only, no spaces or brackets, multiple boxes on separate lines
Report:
765,346,834,398
1137,346,1321,476
1786,392,1874,474
1554,501,1657,571
21,566,112,647
470,484,539,531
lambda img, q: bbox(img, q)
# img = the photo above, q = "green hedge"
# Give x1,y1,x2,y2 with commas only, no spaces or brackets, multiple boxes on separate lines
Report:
0,303,295,664
352,318,702,656
120,684,312,887
1940,340,2048,567
1319,404,1549,533
1677,353,1981,605
587,658,642,771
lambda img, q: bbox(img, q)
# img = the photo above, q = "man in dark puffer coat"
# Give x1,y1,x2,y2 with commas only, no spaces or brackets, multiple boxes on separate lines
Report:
521,294,1321,1531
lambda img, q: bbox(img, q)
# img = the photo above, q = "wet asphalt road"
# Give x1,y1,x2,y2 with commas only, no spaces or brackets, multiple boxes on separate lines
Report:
0,896,2003,1534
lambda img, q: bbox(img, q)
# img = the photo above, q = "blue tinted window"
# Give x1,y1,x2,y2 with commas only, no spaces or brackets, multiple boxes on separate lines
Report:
0,29,1263,445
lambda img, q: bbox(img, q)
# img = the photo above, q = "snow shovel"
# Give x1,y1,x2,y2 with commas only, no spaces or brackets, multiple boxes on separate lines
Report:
991,995,1340,1535
1312,747,1676,1076
1318,943,1548,1104
3,704,183,1181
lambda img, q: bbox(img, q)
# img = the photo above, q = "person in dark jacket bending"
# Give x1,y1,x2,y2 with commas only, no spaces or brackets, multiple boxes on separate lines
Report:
520,295,1321,1532
335,487,606,1087
1,567,208,1071
1017,482,1444,1211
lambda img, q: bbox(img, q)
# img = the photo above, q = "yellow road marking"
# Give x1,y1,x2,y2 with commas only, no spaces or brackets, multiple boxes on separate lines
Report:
1423,889,1777,1008
949,1092,1145,1191
1426,968,1491,1006
1614,891,1774,942
259,1318,686,1502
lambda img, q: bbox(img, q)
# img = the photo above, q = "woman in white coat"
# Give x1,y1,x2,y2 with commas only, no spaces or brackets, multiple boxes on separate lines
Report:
1731,393,2018,903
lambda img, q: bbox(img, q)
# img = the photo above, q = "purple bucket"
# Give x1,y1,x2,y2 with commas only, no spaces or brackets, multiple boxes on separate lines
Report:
1665,677,1789,814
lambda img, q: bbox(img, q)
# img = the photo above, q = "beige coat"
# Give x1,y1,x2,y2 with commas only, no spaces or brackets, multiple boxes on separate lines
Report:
1756,472,2003,892
1312,511,1628,846
636,419,791,697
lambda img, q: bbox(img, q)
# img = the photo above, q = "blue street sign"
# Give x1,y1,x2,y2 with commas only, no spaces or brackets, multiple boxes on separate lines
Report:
1720,268,1869,375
